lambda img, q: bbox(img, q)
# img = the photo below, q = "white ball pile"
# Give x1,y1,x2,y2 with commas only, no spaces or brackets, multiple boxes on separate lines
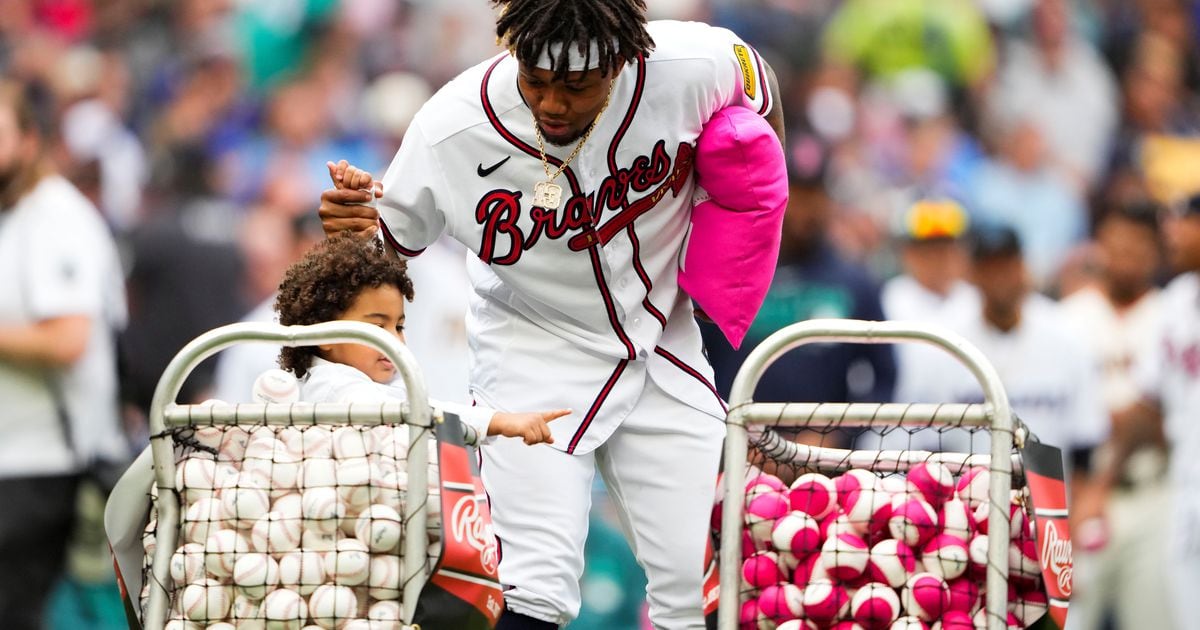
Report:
142,421,446,628
731,464,1049,629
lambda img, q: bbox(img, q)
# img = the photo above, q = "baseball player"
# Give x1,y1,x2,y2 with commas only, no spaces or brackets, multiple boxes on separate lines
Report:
318,1,784,627
1079,193,1200,629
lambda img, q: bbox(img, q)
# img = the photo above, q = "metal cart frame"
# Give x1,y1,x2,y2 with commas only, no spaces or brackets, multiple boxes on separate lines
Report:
142,321,466,630
717,319,1021,630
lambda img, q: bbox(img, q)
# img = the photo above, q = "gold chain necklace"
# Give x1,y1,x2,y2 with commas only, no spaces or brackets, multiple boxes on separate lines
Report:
530,77,617,210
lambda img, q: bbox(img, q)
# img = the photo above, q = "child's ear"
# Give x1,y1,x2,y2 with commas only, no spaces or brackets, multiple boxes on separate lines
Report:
317,344,332,354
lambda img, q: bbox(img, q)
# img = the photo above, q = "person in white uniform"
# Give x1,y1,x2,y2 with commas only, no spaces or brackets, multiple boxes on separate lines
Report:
1082,194,1200,630
316,1,784,627
881,198,979,405
1060,203,1173,630
0,81,128,628
893,225,1107,464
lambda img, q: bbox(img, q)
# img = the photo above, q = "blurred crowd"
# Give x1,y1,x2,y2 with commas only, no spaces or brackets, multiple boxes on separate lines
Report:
1,0,1198,628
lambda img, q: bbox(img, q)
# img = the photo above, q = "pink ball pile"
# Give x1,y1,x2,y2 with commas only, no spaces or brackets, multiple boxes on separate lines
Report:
732,464,1051,630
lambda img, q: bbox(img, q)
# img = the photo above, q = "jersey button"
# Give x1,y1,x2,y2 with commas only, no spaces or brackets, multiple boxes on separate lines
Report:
620,277,630,288
632,317,642,327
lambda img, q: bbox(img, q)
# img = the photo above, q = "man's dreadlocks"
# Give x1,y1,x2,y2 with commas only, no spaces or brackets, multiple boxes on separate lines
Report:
492,0,655,80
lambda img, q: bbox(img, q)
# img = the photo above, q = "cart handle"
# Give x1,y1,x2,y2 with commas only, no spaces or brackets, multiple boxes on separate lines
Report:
717,319,1015,630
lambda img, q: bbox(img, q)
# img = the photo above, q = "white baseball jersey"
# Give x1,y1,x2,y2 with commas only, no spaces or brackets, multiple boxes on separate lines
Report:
1135,272,1200,485
887,294,1107,457
1134,272,1200,625
1059,285,1162,412
881,275,979,405
300,357,495,441
375,20,773,454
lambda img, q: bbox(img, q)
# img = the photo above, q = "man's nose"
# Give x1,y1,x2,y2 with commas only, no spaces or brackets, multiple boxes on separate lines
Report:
540,87,569,117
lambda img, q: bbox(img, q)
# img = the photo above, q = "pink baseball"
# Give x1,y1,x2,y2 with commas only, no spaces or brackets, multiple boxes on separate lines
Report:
850,582,900,629
742,550,785,588
845,488,893,538
946,578,980,614
771,511,822,557
865,539,917,588
836,469,880,510
955,466,989,508
900,572,949,622
939,498,975,541
745,491,791,544
937,610,974,630
922,534,970,580
788,473,837,520
820,532,870,581
906,462,955,508
758,582,804,622
1012,590,1049,626
889,616,929,630
801,579,849,624
888,496,938,547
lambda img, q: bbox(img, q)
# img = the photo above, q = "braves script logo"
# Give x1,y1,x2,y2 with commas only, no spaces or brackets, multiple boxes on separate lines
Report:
1041,520,1073,596
451,495,498,575
475,140,695,264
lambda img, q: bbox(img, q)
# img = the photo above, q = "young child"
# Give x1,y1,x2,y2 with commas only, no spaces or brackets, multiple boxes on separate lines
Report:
275,234,568,444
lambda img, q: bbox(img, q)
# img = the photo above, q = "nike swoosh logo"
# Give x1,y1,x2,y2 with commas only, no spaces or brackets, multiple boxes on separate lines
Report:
477,155,511,178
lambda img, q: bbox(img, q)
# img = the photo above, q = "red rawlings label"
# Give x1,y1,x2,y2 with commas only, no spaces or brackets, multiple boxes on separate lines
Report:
1022,442,1072,628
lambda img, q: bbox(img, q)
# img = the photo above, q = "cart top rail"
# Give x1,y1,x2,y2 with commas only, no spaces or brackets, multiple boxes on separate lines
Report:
147,321,431,437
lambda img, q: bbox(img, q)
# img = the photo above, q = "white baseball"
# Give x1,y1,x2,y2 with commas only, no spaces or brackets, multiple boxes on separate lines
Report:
176,457,218,505
204,529,250,579
142,519,157,558
181,579,232,622
336,457,373,512
206,623,236,630
222,483,272,529
253,368,300,404
163,619,202,630
332,426,371,460
308,584,358,630
276,426,304,456
183,497,227,544
340,621,373,630
368,600,401,627
170,543,206,585
216,426,252,461
299,459,338,489
354,505,402,553
300,529,340,558
272,493,304,518
251,511,303,554
328,538,371,586
262,587,308,630
191,425,225,451
300,426,334,459
234,552,280,599
301,487,346,534
367,554,401,600
277,550,326,596
230,593,265,625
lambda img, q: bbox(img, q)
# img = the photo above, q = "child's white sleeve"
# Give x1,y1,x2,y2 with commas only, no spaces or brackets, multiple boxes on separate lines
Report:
432,399,496,445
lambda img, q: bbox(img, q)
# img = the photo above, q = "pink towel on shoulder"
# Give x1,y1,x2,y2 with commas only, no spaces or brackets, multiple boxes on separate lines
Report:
679,106,787,349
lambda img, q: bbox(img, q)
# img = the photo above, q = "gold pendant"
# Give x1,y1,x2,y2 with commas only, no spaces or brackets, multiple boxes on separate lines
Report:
532,181,563,210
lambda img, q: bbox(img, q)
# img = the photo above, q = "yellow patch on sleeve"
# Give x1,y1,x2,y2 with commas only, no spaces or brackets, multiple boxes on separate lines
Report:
733,44,757,100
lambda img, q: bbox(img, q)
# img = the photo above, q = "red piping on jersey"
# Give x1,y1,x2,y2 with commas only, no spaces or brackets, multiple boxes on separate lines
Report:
751,46,771,116
653,346,728,413
378,218,427,257
567,359,629,454
604,56,667,330
480,57,637,361
606,54,646,177
625,224,667,328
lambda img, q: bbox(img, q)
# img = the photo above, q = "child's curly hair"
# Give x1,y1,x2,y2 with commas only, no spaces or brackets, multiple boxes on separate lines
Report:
275,234,415,378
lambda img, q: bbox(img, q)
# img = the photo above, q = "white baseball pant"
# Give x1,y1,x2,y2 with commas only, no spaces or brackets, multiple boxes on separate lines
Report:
479,376,725,628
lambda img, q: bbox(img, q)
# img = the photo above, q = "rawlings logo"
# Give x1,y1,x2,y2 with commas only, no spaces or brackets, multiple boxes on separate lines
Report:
1040,519,1073,596
474,140,694,264
451,495,498,575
